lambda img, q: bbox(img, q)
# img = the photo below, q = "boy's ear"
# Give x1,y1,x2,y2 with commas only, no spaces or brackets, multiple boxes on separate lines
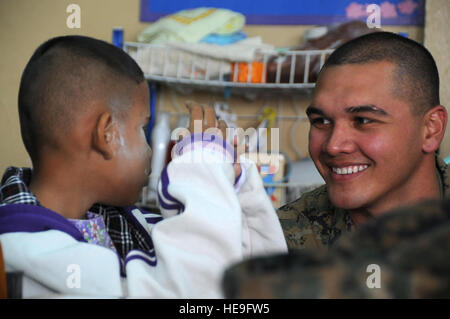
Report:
92,112,118,160
422,105,447,154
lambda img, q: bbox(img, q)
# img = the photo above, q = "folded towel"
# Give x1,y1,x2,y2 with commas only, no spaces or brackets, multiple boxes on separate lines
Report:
138,7,245,44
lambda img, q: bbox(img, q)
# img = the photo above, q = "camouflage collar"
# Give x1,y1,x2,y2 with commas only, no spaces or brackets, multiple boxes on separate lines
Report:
436,156,449,198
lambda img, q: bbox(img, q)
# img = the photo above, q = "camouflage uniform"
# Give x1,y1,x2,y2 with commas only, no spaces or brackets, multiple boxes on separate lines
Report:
222,157,450,298
278,157,449,251
223,198,450,298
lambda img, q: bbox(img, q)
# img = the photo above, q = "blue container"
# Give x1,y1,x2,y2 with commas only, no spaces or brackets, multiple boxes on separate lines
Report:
112,27,124,49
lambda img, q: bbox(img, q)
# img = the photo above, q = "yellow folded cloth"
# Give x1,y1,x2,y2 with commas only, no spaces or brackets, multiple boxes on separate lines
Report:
138,7,245,44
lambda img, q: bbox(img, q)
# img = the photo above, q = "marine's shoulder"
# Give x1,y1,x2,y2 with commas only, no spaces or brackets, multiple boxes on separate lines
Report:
277,185,341,250
277,184,332,219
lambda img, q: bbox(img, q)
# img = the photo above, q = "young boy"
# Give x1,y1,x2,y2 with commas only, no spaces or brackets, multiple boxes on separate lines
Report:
0,36,287,298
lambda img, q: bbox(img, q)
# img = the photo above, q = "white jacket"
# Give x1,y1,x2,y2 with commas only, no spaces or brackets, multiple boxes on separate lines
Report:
0,135,287,298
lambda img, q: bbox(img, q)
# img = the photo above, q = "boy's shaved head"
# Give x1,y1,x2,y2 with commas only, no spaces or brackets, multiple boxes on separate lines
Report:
18,35,145,162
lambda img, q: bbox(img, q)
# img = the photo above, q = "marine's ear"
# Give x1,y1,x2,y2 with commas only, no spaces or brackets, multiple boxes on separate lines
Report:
422,105,447,154
92,111,118,160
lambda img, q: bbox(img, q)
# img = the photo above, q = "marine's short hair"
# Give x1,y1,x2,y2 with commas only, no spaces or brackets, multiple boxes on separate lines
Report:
321,32,440,116
18,35,145,162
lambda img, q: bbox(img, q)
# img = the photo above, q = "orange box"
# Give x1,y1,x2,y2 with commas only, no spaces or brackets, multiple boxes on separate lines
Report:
230,61,264,83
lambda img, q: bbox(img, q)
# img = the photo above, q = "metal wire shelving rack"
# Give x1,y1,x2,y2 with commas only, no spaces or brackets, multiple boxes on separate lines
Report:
124,42,334,95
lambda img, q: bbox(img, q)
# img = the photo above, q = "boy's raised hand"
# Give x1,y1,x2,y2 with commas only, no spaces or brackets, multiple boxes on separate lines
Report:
186,102,242,178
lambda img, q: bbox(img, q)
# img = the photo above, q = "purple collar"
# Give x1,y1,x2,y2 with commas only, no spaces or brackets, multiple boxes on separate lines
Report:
0,204,86,242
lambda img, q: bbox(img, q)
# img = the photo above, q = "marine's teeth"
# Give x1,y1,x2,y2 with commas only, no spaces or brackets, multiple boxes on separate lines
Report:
332,165,368,175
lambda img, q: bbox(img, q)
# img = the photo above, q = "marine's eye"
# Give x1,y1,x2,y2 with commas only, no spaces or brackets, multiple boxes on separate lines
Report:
309,117,331,126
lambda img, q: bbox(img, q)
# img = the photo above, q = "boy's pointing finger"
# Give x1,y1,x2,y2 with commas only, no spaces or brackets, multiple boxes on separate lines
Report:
187,102,204,133
204,107,217,129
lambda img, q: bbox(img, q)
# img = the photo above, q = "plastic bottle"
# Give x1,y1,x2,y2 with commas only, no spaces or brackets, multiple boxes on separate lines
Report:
148,112,171,201
112,27,124,49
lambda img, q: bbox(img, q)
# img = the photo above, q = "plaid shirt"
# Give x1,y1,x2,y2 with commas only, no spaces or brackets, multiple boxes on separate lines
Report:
0,166,153,260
